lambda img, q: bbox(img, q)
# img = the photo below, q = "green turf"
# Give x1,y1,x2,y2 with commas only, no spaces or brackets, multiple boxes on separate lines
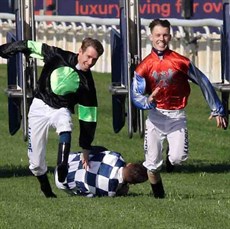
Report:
0,64,229,229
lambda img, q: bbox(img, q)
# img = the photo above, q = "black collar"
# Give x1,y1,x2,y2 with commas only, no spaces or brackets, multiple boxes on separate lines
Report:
152,47,169,56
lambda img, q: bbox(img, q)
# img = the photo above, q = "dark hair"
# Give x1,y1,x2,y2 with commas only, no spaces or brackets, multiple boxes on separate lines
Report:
81,37,104,56
149,19,171,33
125,163,148,184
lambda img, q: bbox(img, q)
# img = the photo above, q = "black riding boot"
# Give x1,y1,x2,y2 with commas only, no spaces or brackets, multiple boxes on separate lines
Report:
151,180,165,199
37,173,57,198
57,142,70,182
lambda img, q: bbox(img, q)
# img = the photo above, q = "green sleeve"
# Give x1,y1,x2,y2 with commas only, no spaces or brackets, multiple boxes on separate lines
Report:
78,105,97,122
27,40,44,59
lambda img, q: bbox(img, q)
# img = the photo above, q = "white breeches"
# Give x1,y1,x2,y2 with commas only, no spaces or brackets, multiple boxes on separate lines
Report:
143,108,189,172
27,98,73,176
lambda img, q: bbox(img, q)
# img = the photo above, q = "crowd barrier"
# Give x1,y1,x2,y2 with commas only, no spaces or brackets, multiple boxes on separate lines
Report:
0,13,222,82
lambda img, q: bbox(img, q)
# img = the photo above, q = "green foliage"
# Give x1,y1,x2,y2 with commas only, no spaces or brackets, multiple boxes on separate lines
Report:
0,64,229,229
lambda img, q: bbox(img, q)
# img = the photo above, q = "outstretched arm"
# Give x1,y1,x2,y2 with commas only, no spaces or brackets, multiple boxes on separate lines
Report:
188,63,227,129
0,40,29,58
0,40,73,62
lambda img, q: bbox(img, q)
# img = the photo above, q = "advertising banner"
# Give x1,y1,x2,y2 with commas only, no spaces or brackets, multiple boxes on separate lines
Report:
33,0,223,19
0,0,223,20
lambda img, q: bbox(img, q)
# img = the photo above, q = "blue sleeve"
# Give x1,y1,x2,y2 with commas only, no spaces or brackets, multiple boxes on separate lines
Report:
131,72,156,110
188,63,225,116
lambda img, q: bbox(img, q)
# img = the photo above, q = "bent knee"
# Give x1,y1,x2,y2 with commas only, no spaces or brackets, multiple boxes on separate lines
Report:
29,164,47,176
169,154,188,165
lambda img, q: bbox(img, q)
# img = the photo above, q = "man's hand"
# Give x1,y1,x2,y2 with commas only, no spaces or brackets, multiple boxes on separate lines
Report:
81,149,90,170
0,42,17,58
0,41,28,59
148,87,161,103
209,115,228,129
0,44,11,58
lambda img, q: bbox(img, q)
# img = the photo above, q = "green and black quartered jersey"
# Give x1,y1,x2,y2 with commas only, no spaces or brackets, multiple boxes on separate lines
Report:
0,40,97,149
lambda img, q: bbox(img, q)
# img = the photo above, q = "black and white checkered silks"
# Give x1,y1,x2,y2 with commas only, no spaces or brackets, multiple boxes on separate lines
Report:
55,151,126,197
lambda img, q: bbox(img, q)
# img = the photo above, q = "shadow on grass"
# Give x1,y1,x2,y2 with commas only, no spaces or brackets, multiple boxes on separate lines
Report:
125,193,145,197
0,165,55,178
162,160,230,173
0,161,229,178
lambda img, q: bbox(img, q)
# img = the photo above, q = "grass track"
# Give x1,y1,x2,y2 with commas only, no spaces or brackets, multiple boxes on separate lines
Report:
0,64,229,229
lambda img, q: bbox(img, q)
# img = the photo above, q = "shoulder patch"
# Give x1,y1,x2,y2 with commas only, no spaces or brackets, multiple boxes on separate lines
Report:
50,66,80,95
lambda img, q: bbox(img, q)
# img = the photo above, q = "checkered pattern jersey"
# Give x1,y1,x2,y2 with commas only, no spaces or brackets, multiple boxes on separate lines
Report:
55,151,126,197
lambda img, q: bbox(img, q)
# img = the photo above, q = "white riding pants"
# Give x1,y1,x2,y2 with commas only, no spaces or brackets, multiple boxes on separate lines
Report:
27,98,73,176
143,108,189,172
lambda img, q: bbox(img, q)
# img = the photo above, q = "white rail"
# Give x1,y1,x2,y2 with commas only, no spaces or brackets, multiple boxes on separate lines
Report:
0,13,223,82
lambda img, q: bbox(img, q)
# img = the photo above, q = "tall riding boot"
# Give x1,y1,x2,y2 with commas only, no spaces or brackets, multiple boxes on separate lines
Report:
37,173,57,198
57,142,70,182
150,180,165,199
147,171,165,198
